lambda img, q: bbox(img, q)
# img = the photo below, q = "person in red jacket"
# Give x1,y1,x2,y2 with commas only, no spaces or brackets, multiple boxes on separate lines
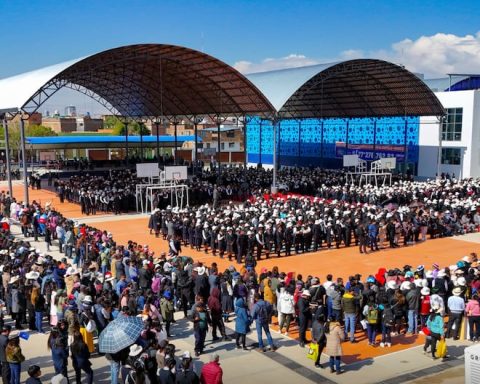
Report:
419,287,431,330
200,353,223,384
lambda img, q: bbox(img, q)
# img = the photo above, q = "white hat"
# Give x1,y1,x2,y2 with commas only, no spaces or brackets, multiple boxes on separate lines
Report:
421,287,430,296
25,271,40,280
51,374,68,384
386,280,398,290
452,287,463,296
142,260,149,266
181,351,192,360
456,277,467,286
302,289,311,297
8,276,19,284
400,281,412,291
129,344,143,357
196,266,206,276
437,270,447,278
82,295,93,304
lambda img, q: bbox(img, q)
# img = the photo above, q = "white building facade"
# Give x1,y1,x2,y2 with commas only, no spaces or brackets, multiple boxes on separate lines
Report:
418,90,480,179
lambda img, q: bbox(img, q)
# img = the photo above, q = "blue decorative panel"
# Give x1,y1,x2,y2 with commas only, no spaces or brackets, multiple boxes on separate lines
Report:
245,115,420,167
300,119,322,157
348,118,375,145
322,118,346,158
246,116,274,165
376,117,407,145
246,117,260,155
279,120,300,157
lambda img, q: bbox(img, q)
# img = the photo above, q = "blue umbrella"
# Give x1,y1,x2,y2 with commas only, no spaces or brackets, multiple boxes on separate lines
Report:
98,315,144,354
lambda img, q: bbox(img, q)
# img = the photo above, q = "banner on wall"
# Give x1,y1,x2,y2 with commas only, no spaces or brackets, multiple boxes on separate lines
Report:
335,142,405,162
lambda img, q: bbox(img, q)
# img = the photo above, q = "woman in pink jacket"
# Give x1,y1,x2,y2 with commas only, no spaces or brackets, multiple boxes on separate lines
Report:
465,293,480,341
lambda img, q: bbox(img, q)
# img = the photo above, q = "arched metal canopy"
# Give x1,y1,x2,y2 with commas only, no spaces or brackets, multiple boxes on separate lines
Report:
17,44,276,119
275,59,446,119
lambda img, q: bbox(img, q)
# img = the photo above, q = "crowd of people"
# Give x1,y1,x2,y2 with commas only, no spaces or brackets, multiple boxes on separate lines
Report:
54,170,137,215
0,185,477,382
0,165,479,382
153,175,480,261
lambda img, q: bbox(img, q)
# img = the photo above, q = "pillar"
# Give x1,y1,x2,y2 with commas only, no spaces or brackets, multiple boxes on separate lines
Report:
125,121,129,165
174,120,178,164
217,120,221,169
19,118,29,205
155,120,160,166
2,119,12,197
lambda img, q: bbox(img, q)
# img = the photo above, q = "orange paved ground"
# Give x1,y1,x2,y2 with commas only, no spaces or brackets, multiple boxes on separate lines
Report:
12,185,478,363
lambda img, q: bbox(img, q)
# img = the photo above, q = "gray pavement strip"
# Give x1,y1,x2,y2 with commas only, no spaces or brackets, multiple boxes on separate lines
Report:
377,356,464,384
240,332,337,384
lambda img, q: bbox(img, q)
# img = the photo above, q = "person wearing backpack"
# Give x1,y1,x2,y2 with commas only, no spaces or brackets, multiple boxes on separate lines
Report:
193,302,211,356
362,298,379,346
406,282,421,335
380,303,395,347
252,293,276,352
425,305,445,360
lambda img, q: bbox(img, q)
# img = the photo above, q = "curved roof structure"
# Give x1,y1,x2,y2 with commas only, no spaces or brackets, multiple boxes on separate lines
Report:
246,59,445,118
0,44,275,118
0,48,444,121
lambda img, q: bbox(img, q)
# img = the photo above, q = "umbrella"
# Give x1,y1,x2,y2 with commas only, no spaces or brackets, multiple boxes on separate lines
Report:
98,315,144,354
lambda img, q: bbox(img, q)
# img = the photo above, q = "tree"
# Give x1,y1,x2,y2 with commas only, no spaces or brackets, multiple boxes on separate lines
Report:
131,122,151,136
26,125,57,137
111,119,151,136
103,115,120,129
0,123,57,153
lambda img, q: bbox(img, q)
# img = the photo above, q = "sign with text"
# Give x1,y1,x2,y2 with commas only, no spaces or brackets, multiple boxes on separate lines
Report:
336,142,405,162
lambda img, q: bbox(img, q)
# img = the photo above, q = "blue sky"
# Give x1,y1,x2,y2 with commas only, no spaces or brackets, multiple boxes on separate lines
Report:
1,0,480,78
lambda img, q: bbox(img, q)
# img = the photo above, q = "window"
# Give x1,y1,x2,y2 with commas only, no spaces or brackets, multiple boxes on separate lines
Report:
228,142,235,148
221,143,225,150
441,148,461,165
226,131,235,138
441,108,463,141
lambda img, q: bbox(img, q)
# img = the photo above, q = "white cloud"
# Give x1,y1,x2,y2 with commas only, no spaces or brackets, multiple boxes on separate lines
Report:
234,32,480,78
377,32,480,77
233,54,320,74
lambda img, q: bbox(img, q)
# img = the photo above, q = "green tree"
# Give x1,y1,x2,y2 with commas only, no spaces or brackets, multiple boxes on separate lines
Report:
103,115,120,129
111,119,151,136
111,119,127,135
26,125,58,137
0,123,57,152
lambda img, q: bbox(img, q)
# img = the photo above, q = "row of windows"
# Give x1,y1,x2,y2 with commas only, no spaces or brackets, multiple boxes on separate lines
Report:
441,108,463,141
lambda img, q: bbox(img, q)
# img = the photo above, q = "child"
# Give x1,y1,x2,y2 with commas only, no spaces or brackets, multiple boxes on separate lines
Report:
26,365,42,384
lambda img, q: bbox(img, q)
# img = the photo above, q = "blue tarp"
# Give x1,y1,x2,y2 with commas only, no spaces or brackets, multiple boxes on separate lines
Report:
26,135,200,145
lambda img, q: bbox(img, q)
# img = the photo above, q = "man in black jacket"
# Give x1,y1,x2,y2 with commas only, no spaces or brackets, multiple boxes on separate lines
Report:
177,269,193,318
138,261,152,290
